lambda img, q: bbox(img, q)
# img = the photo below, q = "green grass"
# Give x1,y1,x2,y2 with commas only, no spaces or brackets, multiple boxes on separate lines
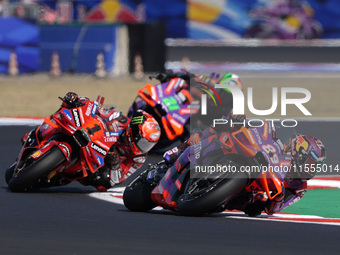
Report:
282,189,340,218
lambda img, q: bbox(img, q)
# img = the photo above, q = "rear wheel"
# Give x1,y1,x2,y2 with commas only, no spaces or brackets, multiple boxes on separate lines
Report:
8,147,66,192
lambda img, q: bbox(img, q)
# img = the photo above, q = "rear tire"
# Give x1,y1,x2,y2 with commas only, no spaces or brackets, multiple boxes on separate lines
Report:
178,172,249,216
123,171,157,212
8,147,66,192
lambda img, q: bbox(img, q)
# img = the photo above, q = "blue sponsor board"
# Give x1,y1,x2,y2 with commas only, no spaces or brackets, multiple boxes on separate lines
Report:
40,24,118,73
2,0,340,75
38,0,340,39
0,17,39,74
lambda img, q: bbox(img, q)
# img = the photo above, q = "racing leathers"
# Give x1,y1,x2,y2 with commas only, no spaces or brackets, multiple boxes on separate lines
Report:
78,99,147,191
163,124,308,217
23,93,148,192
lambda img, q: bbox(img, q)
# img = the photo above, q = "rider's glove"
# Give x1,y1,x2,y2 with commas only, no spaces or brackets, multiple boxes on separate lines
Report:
105,148,120,171
60,92,82,108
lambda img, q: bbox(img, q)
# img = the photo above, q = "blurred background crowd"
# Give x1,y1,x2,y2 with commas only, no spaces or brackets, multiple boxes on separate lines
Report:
0,0,339,75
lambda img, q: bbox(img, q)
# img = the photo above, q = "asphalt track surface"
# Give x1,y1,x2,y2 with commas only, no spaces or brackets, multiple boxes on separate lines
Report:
1,124,339,255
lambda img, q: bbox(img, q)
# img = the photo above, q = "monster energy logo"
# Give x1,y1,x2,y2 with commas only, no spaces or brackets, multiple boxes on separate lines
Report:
131,116,144,125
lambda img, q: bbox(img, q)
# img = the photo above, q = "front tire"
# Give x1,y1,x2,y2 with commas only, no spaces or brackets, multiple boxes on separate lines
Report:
123,171,157,212
8,147,66,192
178,171,249,216
5,162,16,184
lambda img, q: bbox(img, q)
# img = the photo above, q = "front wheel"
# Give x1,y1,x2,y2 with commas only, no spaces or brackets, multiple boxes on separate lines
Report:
5,162,16,184
123,170,157,212
7,147,66,192
178,171,249,216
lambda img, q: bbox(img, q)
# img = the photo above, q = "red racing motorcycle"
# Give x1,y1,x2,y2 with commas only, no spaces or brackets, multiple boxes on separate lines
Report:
5,95,119,192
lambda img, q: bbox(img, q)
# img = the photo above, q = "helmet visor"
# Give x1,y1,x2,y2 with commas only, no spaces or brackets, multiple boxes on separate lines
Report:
135,137,157,154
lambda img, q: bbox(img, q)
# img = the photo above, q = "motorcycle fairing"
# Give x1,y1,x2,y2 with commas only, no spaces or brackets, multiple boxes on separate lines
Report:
151,121,292,211
136,78,191,140
15,99,120,183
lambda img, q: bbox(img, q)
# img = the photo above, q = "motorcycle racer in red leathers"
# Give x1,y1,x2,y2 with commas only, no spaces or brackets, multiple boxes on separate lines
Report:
22,92,161,191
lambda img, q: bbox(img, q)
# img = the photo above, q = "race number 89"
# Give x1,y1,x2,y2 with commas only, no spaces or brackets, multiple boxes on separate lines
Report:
262,144,279,164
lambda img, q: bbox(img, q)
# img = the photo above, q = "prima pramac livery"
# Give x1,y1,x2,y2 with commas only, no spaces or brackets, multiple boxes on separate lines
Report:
123,121,326,216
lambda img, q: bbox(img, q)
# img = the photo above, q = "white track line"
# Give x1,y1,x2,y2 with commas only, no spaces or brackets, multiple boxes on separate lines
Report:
0,117,44,126
89,185,340,226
